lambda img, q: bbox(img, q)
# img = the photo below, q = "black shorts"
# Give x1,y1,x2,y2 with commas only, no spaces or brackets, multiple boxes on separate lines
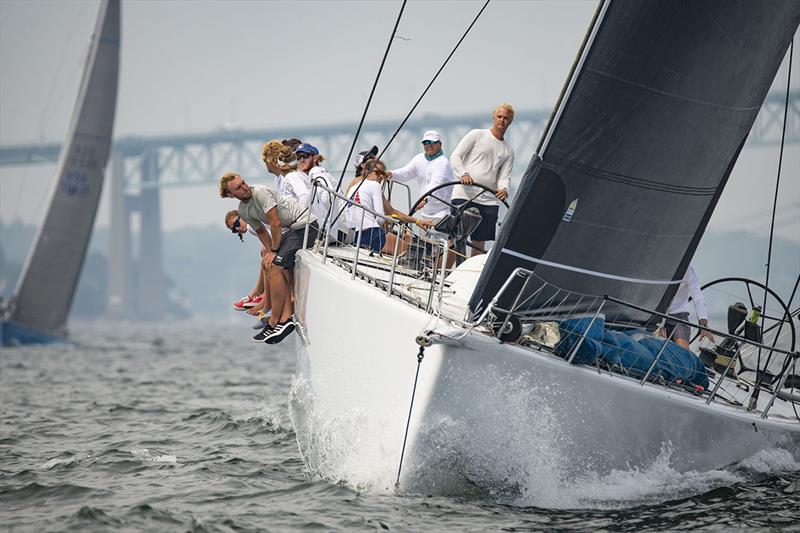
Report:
451,199,499,242
273,223,319,268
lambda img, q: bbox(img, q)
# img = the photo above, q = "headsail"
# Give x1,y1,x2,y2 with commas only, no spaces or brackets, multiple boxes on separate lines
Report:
7,0,120,337
469,0,800,323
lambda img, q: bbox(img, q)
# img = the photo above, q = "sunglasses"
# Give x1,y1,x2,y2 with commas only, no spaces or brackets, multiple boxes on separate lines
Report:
421,140,438,146
370,168,386,176
296,152,313,160
230,217,241,233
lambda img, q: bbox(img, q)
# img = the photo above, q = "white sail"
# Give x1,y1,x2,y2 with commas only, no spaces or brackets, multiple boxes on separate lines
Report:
8,0,120,337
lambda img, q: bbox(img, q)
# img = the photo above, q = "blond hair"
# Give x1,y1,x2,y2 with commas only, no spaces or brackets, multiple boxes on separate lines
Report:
494,102,515,118
261,140,298,173
224,209,244,242
219,172,239,198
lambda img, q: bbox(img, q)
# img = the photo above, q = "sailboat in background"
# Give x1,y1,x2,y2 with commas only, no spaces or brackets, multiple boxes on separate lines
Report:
0,0,120,345
290,0,800,496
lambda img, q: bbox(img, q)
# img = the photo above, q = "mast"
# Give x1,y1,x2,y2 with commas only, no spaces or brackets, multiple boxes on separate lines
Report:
7,0,120,337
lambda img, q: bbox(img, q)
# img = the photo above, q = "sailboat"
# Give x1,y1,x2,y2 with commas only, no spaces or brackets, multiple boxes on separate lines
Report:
0,0,120,346
290,1,800,494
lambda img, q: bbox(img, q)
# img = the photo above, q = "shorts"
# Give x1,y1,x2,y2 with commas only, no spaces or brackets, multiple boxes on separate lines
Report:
273,223,319,268
665,312,691,344
358,226,386,252
451,198,499,242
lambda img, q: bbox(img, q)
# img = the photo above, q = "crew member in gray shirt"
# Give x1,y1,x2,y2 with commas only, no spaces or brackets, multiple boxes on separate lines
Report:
220,172,317,345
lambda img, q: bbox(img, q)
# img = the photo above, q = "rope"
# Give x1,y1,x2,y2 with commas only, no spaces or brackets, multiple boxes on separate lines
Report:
756,38,794,381
395,344,426,490
331,0,492,230
377,0,492,161
334,0,407,193
317,1,408,243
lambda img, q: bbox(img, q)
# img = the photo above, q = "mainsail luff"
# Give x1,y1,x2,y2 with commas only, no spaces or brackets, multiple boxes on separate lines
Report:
469,0,800,322
9,0,120,335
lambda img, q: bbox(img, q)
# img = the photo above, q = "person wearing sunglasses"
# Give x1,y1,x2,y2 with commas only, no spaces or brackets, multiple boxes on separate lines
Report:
225,210,273,328
219,172,318,345
291,144,341,238
385,130,455,225
276,143,314,209
345,159,428,255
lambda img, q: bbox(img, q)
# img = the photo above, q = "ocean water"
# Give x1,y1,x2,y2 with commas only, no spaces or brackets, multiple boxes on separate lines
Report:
1,320,799,532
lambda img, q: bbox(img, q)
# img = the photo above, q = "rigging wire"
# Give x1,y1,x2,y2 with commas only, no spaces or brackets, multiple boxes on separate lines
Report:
330,0,492,229
395,344,426,490
756,37,794,385
334,0,407,193
374,0,492,162
39,3,90,139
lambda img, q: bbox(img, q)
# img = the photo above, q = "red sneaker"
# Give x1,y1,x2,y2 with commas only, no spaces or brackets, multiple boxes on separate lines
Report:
233,295,264,310
233,295,260,311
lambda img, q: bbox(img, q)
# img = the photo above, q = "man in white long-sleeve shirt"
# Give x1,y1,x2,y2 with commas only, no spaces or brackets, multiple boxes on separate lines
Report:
387,130,455,222
666,264,715,349
450,103,515,256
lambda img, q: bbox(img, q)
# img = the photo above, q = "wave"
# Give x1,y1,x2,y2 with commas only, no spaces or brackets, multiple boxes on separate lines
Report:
129,448,178,464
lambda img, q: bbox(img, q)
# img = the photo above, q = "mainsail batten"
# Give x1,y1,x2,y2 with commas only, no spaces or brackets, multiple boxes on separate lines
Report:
469,0,800,321
6,0,120,339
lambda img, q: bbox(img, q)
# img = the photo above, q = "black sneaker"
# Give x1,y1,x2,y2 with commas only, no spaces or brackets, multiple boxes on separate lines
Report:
264,319,296,344
252,322,281,342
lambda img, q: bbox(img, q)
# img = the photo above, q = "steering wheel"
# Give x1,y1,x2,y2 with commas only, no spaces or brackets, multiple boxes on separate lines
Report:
408,180,509,217
697,277,795,353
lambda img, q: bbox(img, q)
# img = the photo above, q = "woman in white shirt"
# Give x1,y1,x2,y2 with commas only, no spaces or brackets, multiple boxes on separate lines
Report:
345,159,428,254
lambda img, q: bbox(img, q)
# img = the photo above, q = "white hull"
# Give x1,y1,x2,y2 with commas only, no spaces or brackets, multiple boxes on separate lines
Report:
291,250,800,495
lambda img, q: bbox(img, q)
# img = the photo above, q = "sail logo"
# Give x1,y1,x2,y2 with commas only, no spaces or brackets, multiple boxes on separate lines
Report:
563,199,578,222
61,169,90,199
61,143,98,199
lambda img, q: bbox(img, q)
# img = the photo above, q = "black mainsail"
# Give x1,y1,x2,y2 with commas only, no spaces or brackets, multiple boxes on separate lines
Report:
469,0,800,323
3,0,120,343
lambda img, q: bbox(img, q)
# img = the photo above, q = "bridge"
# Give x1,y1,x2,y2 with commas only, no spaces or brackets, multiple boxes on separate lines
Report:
1,90,798,319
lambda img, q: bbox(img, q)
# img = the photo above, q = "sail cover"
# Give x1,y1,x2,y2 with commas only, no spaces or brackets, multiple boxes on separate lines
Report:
10,0,120,334
469,0,800,323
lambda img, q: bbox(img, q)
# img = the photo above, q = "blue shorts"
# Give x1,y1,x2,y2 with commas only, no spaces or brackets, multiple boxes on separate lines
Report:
358,226,386,252
451,199,499,242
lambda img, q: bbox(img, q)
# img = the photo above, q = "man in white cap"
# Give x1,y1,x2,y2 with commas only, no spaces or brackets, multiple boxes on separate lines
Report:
386,130,456,224
450,103,515,256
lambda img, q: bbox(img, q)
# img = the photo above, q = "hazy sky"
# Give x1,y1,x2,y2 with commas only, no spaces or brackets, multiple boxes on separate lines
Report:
0,0,798,243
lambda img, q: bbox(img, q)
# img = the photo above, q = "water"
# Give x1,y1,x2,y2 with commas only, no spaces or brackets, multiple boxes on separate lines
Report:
1,321,798,532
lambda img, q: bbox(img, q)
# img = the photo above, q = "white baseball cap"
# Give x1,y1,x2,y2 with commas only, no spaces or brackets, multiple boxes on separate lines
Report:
421,130,442,143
